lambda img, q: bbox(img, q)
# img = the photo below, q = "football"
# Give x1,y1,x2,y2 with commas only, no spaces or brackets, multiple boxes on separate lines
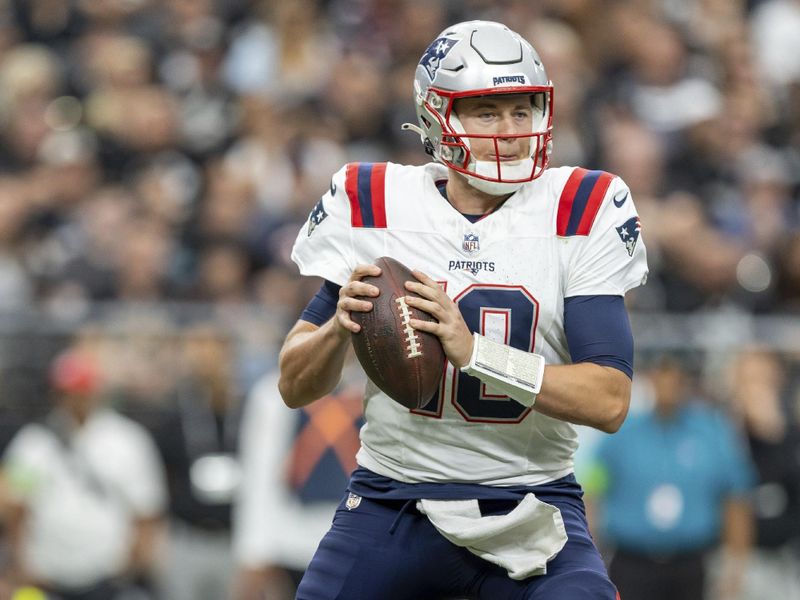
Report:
351,256,446,409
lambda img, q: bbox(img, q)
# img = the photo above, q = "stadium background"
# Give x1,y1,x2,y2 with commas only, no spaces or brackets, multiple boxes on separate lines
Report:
0,0,798,598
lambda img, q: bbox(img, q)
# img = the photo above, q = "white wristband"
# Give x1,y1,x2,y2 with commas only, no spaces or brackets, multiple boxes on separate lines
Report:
460,333,545,407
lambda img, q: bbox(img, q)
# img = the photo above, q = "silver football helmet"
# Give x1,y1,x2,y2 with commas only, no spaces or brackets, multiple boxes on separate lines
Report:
404,21,553,195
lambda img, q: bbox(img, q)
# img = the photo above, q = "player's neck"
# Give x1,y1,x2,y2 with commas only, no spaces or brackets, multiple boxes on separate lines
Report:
445,171,512,216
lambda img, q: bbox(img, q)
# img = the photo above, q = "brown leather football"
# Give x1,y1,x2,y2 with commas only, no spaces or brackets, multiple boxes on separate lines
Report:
351,256,446,409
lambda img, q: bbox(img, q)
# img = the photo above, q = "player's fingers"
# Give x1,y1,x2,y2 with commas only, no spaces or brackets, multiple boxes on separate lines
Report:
341,265,382,297
408,318,438,334
336,295,373,333
339,296,373,313
407,271,443,299
404,295,442,319
342,280,379,298
350,264,381,281
404,279,443,302
410,269,435,286
339,281,380,298
336,312,361,333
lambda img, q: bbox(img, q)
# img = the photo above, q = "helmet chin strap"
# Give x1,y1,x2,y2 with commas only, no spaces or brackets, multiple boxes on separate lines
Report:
465,158,533,195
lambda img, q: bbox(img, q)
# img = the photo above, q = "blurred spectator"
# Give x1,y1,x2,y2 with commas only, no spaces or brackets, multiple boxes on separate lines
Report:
130,152,201,232
231,362,365,600
149,323,243,600
190,239,252,304
222,0,340,101
0,189,34,312
157,0,238,158
321,52,391,157
619,16,724,142
191,161,261,246
113,217,176,301
585,356,755,600
751,0,800,93
776,231,800,312
0,0,794,313
1,346,167,600
730,347,800,599
49,187,136,303
0,44,61,171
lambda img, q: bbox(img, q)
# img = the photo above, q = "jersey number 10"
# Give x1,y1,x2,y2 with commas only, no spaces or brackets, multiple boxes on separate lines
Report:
413,284,539,424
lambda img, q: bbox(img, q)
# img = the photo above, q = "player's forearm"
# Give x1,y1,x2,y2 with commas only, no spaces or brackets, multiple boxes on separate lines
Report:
278,319,351,408
534,363,631,433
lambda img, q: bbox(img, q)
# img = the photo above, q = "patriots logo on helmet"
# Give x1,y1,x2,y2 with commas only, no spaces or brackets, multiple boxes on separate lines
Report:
420,37,456,80
616,216,641,257
307,198,328,237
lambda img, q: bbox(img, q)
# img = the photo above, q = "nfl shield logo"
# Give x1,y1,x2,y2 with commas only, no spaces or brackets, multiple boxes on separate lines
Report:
462,233,480,255
345,492,362,510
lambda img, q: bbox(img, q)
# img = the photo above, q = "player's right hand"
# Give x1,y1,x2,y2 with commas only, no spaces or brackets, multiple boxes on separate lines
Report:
336,264,382,335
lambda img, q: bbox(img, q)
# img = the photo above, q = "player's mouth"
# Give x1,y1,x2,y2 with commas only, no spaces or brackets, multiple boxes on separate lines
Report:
491,154,523,162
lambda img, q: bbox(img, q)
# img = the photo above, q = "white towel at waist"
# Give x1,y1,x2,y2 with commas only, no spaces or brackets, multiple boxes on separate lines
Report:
416,493,568,580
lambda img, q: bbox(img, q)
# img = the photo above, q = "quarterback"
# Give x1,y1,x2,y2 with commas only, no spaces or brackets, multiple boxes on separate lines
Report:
279,20,647,600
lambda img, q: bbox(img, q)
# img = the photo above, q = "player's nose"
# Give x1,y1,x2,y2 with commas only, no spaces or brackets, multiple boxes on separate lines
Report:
496,114,515,136
496,112,523,141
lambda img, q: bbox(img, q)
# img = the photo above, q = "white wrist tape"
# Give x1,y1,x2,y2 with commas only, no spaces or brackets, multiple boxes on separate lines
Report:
460,333,545,407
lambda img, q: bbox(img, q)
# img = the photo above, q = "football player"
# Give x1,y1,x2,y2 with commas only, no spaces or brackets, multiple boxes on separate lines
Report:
279,20,647,600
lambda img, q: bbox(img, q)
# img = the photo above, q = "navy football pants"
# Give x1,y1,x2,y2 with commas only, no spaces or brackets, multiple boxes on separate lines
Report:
296,492,618,600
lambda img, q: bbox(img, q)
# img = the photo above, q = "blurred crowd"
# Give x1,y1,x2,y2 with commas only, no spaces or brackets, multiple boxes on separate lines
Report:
0,0,798,320
0,0,798,598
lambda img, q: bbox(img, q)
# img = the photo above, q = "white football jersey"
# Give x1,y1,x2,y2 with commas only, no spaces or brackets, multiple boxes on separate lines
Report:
291,161,648,486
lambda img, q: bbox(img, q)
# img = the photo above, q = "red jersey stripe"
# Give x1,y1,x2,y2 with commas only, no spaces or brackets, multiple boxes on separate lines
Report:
370,163,387,228
345,163,363,228
556,167,588,236
575,171,615,235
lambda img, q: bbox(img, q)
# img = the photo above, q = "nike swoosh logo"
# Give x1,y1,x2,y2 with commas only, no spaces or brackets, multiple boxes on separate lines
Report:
613,191,629,208
330,180,337,196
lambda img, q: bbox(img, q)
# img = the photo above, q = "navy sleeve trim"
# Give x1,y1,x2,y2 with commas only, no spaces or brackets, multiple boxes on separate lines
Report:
564,295,634,379
300,280,341,326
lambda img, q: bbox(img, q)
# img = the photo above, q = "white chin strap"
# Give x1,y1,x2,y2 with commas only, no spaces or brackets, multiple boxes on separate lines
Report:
465,158,534,195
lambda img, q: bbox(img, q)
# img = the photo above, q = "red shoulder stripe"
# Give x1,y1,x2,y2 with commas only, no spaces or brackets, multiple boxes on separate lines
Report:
575,171,615,235
345,163,362,227
556,167,588,236
369,163,387,228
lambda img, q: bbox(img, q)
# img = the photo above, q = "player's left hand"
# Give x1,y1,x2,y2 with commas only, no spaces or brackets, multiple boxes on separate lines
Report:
404,270,474,369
